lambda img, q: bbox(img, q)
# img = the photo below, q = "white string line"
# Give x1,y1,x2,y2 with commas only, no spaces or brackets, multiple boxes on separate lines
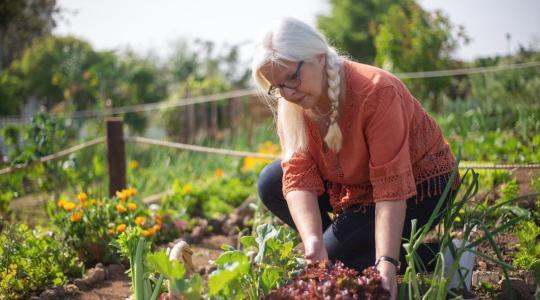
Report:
396,61,540,79
2,135,539,176
2,61,539,122
126,136,540,170
0,137,105,175
124,136,279,160
458,163,540,170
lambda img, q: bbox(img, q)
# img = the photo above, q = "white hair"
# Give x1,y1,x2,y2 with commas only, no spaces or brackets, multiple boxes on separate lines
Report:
251,17,344,161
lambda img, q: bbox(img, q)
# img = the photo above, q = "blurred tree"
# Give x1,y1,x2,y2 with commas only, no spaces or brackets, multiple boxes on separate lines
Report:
318,0,467,111
169,40,200,82
15,36,98,111
0,69,24,115
317,0,412,63
374,3,468,111
0,0,59,70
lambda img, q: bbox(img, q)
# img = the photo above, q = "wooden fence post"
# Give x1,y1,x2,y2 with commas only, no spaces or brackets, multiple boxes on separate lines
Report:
107,118,126,197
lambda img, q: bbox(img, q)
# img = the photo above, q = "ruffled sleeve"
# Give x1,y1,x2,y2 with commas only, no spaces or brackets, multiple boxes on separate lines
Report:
365,85,416,202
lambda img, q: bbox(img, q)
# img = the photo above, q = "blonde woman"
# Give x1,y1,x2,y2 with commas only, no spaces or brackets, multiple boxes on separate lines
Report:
252,18,459,299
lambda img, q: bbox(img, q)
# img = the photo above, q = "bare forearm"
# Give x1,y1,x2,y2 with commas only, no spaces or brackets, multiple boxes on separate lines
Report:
286,190,323,242
375,200,407,261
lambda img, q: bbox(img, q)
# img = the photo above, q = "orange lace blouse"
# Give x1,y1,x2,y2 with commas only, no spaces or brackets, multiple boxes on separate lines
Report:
281,60,459,214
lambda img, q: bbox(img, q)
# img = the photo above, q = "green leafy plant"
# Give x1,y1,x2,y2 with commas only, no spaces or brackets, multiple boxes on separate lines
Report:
164,174,254,221
208,224,303,299
513,220,540,270
0,223,82,299
115,227,165,300
400,150,524,299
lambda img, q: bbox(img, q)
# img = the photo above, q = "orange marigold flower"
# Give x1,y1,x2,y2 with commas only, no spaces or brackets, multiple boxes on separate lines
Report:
116,190,128,201
142,229,154,237
63,201,76,212
116,224,126,233
91,198,97,205
152,224,161,231
70,212,83,222
135,216,146,226
116,204,127,213
214,168,224,177
127,202,137,211
77,192,88,203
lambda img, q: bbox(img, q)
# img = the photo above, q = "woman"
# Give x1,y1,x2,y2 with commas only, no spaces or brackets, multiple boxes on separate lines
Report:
252,18,459,299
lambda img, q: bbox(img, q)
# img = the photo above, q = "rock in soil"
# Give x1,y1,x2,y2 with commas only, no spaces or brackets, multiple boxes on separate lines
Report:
106,263,126,279
472,271,500,287
39,286,65,299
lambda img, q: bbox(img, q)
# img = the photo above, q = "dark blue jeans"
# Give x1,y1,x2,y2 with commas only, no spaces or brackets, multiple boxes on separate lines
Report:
257,160,453,274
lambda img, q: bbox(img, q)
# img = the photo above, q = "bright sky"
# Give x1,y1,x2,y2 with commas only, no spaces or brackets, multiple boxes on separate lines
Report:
54,0,540,63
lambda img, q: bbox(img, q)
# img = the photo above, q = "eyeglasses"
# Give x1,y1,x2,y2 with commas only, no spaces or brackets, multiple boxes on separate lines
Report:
267,61,304,99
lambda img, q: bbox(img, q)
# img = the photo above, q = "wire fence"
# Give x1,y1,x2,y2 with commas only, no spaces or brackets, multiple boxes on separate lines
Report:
2,135,539,177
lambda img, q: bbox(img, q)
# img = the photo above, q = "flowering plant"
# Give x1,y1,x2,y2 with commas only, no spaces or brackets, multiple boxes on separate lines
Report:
49,188,163,265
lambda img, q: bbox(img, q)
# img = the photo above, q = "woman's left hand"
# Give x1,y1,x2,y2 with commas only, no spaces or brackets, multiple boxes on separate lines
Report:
376,262,397,300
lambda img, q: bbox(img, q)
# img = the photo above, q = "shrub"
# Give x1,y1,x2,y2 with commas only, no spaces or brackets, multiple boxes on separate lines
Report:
0,224,82,299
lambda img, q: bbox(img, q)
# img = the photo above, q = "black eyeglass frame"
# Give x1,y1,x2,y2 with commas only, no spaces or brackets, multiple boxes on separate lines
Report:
267,61,304,98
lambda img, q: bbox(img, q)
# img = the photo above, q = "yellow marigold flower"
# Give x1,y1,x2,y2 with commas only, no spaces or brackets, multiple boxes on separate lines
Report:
127,202,137,211
77,192,88,203
57,199,66,209
116,190,128,201
214,168,224,177
107,228,115,235
128,160,139,170
116,224,126,233
135,216,146,226
63,201,76,212
70,212,83,222
142,229,154,237
98,201,104,208
91,198,97,205
116,204,127,213
241,157,257,172
127,187,137,197
182,185,192,194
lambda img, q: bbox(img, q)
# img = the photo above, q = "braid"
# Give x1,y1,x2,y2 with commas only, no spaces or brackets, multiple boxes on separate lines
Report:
324,49,343,152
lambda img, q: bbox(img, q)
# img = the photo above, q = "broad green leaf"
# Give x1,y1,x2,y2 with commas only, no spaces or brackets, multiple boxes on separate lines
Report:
209,251,251,295
214,250,250,273
255,224,278,263
146,250,186,279
240,236,257,249
260,266,281,294
208,265,238,295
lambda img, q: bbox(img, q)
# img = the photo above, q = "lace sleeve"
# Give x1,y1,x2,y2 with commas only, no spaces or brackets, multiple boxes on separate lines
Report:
281,151,325,197
365,86,416,202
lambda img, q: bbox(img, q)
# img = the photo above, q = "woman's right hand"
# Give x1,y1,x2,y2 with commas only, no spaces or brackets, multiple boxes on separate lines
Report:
303,236,328,264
